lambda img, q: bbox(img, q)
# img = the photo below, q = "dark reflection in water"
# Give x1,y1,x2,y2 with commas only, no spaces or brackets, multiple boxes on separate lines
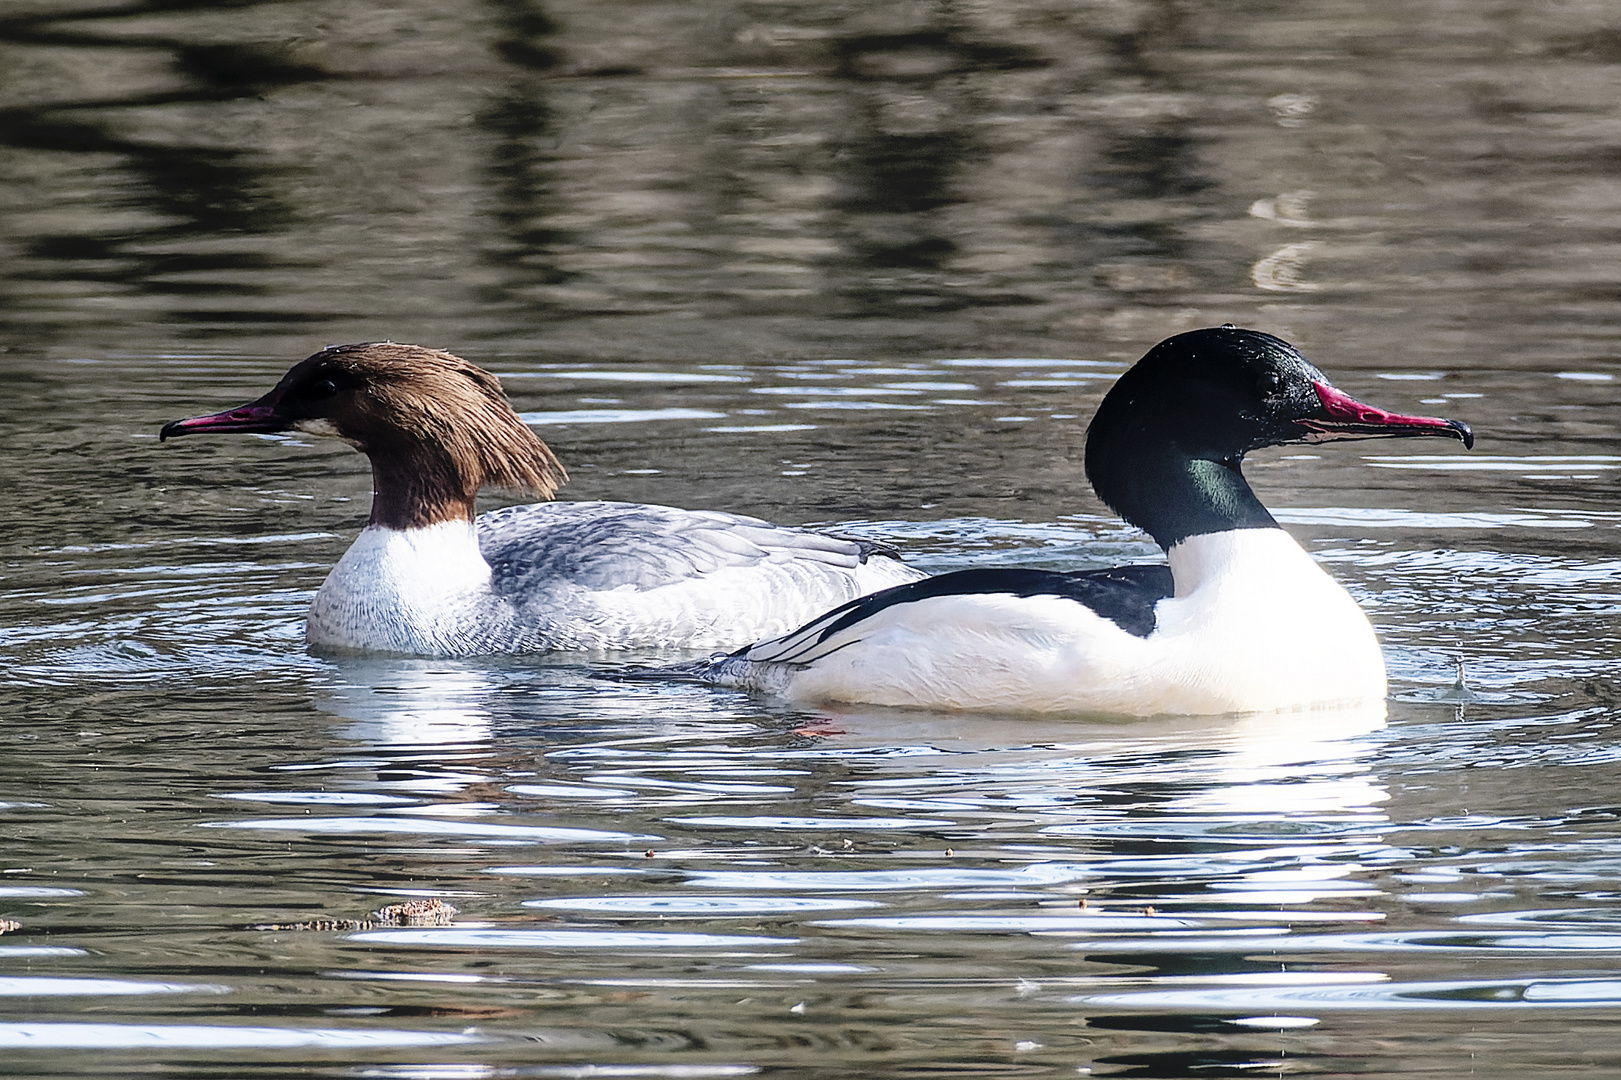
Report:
488,0,564,72
477,0,572,312
0,7,322,345
1,0,1612,361
828,31,1010,292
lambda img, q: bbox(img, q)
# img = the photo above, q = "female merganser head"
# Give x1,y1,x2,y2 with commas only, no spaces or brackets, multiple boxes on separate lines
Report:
161,342,567,530
161,342,924,655
701,327,1473,716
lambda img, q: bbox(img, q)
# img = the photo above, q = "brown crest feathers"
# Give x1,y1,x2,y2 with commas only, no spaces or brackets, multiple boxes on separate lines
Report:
307,343,567,529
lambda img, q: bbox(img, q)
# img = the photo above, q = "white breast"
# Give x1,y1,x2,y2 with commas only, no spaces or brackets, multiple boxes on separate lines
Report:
307,521,498,655
709,529,1387,716
1137,529,1386,713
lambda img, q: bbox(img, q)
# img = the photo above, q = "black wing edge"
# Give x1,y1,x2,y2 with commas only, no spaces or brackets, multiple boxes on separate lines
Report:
817,532,903,563
734,564,1176,657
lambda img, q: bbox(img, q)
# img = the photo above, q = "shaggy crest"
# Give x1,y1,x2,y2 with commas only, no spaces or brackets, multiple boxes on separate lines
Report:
295,343,568,528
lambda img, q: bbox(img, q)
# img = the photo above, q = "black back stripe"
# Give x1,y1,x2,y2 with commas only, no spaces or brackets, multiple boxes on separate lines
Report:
789,565,1175,650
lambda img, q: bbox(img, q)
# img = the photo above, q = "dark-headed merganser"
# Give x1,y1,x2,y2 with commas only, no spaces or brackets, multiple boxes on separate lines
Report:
161,343,924,654
700,327,1473,715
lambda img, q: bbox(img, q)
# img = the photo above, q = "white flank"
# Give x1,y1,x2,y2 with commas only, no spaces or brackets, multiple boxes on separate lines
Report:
707,529,1387,716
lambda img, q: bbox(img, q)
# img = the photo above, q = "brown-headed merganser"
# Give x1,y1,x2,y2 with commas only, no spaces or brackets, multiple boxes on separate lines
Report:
161,342,924,655
699,327,1473,715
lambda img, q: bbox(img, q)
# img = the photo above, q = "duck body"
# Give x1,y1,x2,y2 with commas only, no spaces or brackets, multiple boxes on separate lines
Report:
307,500,922,654
162,342,923,656
700,327,1473,716
704,529,1383,713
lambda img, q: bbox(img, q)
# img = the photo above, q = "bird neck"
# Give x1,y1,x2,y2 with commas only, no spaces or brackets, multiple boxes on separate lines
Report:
368,445,479,530
1094,447,1278,552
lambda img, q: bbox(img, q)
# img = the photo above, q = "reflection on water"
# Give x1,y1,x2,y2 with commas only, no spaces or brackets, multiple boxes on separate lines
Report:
318,660,503,747
5,0,1621,369
4,0,1621,1077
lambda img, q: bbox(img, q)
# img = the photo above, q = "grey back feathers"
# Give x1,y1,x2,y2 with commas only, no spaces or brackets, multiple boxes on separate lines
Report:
479,501,888,595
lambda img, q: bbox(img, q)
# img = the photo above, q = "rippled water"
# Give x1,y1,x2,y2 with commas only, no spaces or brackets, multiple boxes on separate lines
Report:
6,1,1621,1077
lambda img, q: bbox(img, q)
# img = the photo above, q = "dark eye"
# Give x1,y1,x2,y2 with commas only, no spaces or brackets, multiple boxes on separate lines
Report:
308,378,339,400
1257,370,1283,396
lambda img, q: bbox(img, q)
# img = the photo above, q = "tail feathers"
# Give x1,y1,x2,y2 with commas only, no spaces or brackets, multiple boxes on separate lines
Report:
589,655,793,695
834,534,904,563
697,654,799,695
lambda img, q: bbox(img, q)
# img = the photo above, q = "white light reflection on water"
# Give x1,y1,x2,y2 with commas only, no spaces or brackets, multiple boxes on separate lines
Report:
518,409,729,425
1065,930,1621,955
315,660,501,747
703,424,819,433
668,815,956,830
682,864,1093,892
351,1068,761,1079
349,929,796,949
1365,455,1621,476
1275,507,1620,529
0,977,228,997
0,1024,485,1049
207,817,658,843
216,791,418,805
1072,976,1621,1012
781,401,937,411
523,895,881,915
499,371,751,384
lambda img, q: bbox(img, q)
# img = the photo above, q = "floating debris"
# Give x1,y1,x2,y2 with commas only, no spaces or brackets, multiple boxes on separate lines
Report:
250,917,372,932
374,898,458,926
251,898,458,932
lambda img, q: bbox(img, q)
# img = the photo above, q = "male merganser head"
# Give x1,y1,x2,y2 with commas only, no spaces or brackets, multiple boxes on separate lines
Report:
161,342,566,530
1084,326,1472,550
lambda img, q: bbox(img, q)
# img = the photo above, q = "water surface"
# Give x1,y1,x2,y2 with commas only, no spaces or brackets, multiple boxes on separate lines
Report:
4,1,1621,1076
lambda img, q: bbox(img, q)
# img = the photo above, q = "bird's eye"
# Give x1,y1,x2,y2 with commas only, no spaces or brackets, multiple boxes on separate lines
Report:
1257,370,1283,396
308,378,339,400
